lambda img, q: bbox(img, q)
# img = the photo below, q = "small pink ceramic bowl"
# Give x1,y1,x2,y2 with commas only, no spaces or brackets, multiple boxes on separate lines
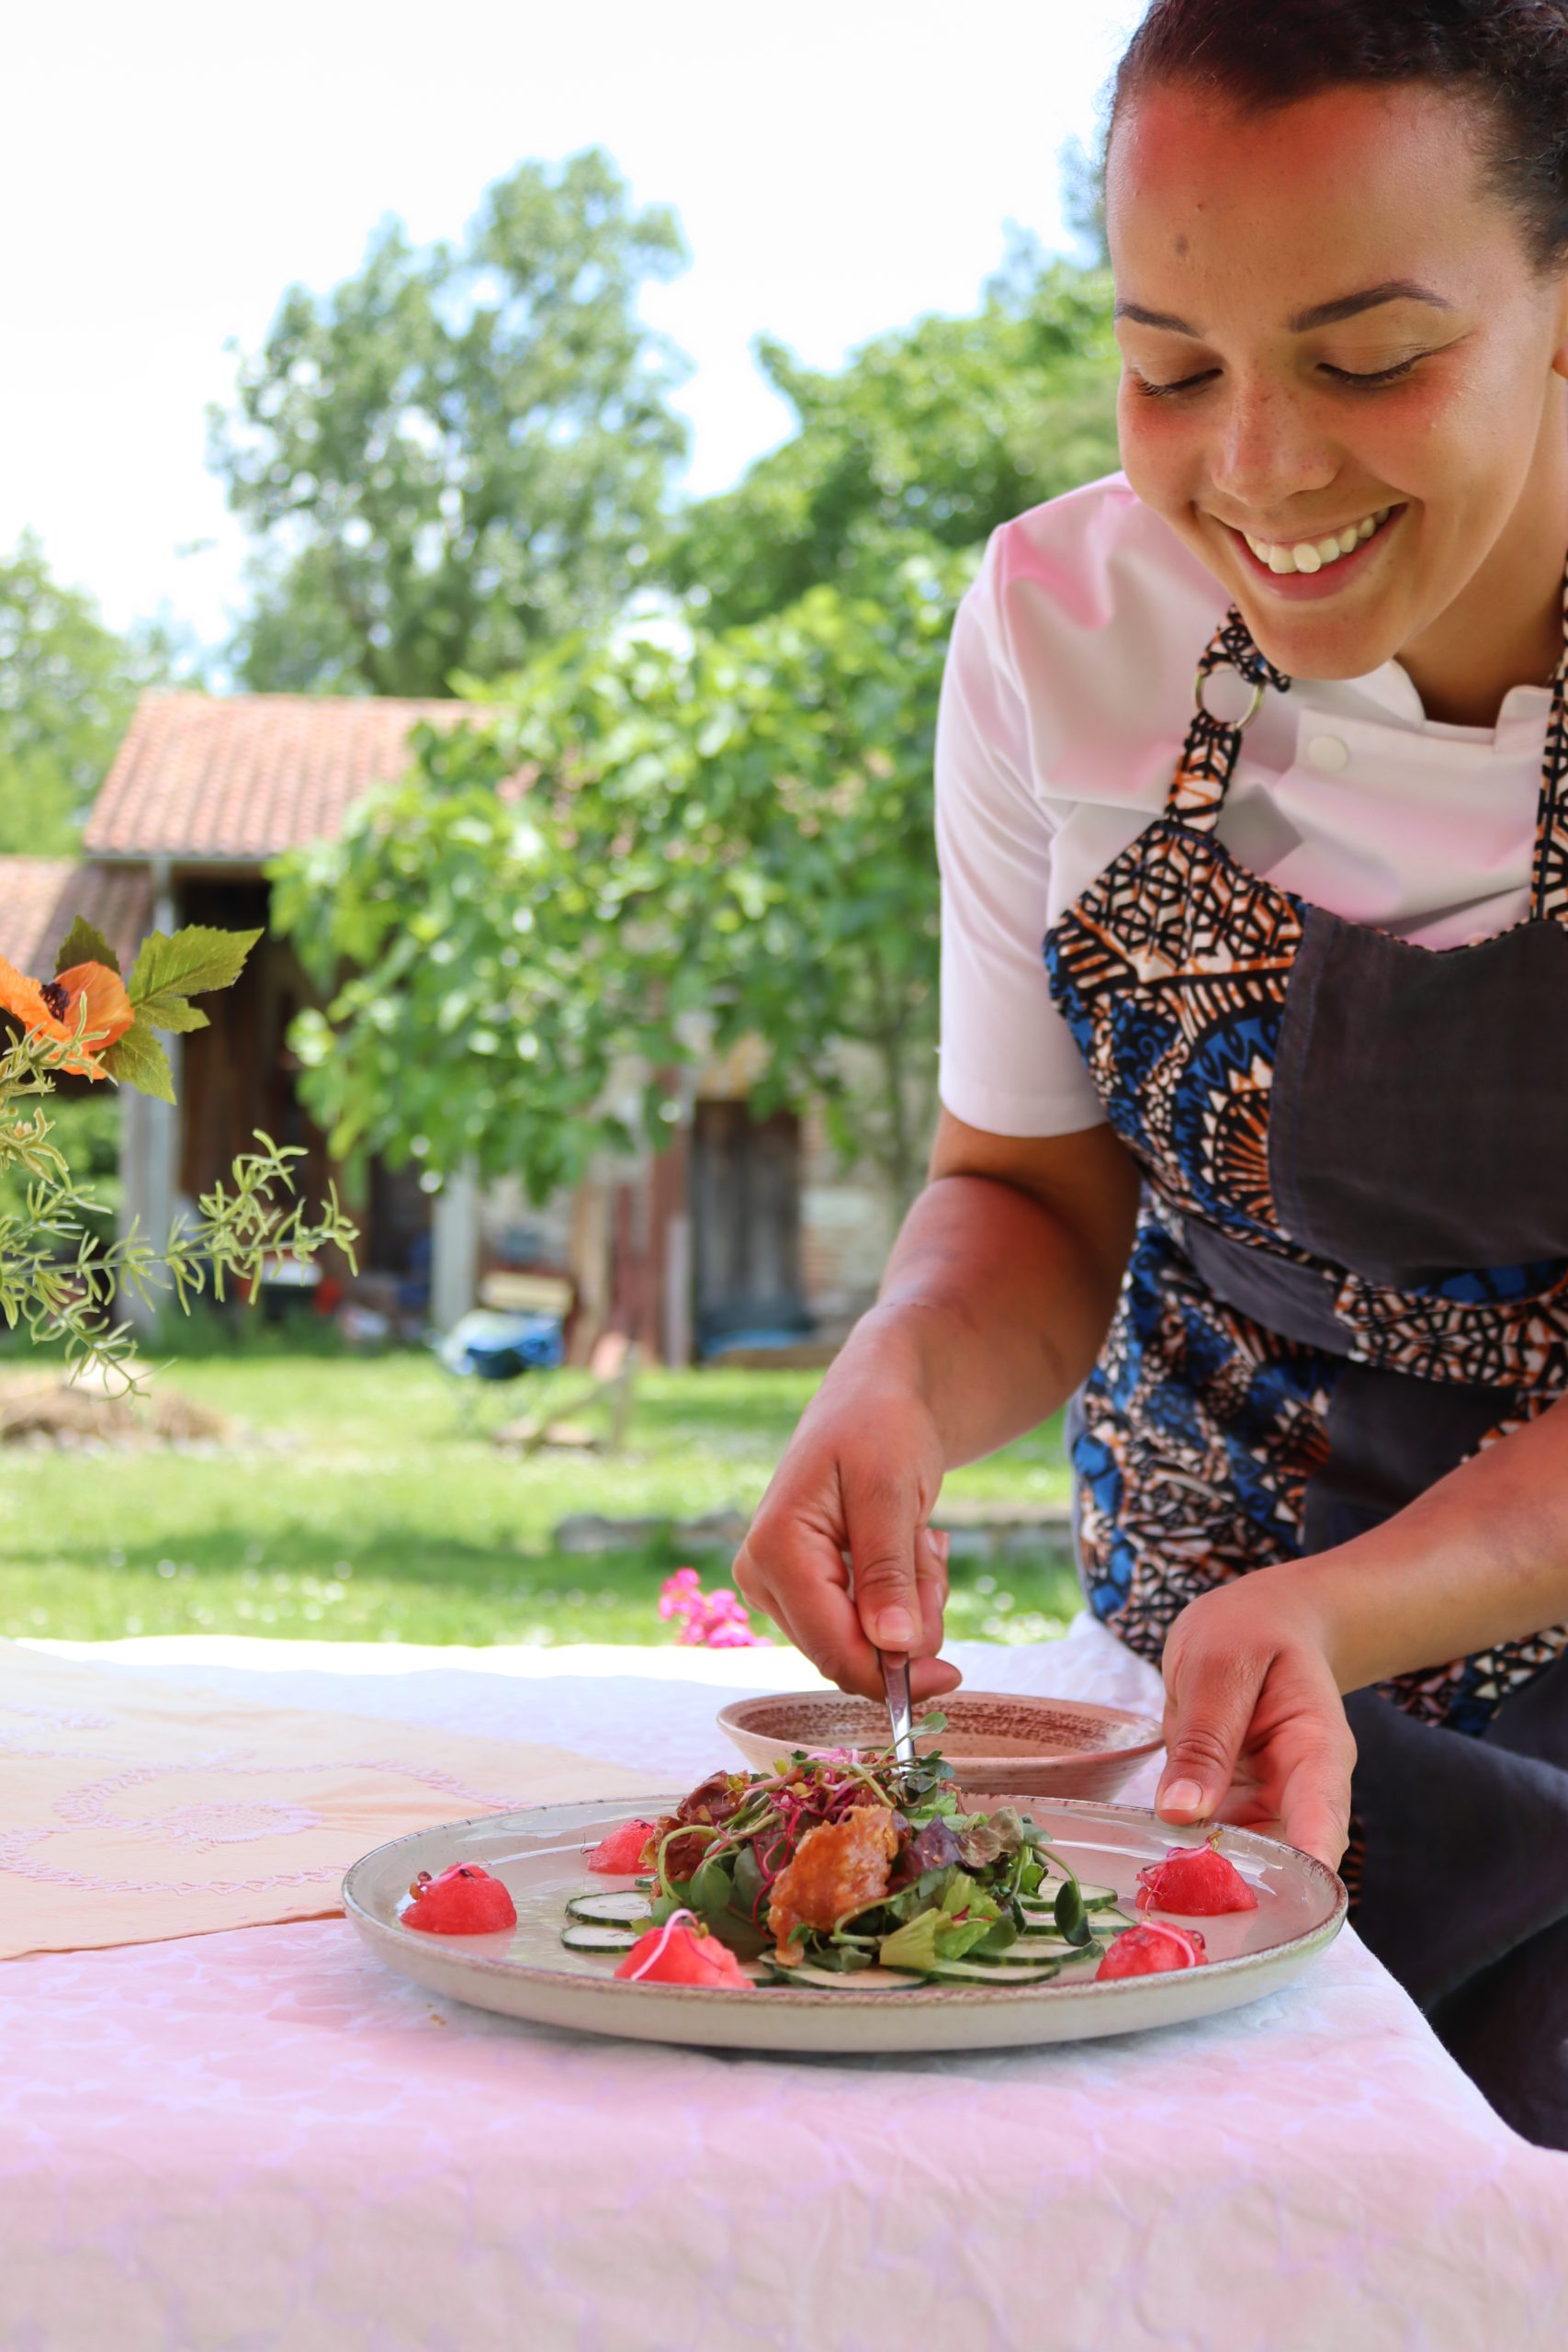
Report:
715,1690,1164,1803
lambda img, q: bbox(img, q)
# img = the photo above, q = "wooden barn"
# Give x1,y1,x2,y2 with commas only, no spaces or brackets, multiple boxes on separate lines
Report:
1,695,890,1360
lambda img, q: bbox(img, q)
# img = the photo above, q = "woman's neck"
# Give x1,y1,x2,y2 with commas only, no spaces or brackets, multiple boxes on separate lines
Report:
1402,571,1564,728
1398,438,1568,729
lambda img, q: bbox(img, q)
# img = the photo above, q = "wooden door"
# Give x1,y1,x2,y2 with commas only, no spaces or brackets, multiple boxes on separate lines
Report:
689,1102,805,1352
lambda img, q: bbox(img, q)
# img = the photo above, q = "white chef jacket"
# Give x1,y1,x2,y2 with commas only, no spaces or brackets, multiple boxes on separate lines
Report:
936,470,1560,1137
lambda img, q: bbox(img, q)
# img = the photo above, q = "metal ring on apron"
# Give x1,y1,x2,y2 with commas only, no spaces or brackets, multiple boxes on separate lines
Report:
1193,664,1266,730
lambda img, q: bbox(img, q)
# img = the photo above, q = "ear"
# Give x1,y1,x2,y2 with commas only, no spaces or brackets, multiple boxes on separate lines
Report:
1550,269,1568,382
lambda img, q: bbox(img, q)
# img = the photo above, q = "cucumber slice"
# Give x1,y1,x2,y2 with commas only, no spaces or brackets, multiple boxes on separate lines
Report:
927,1958,1065,1984
1021,1882,1120,1913
768,1963,922,1992
561,1923,641,1952
566,1891,656,1925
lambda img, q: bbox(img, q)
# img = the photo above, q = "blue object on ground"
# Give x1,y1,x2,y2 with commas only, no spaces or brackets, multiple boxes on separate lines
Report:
700,1326,812,1361
435,1309,566,1381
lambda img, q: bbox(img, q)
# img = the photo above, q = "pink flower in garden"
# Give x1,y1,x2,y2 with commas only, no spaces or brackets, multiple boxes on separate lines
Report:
657,1567,771,1648
658,1568,705,1625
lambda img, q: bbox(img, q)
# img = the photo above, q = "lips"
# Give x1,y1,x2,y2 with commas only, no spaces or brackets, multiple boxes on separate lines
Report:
1221,505,1404,600
1242,506,1394,575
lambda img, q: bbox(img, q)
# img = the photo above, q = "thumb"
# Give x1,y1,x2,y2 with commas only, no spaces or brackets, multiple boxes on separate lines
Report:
1276,1747,1355,1871
844,1479,925,1657
1156,1649,1265,1826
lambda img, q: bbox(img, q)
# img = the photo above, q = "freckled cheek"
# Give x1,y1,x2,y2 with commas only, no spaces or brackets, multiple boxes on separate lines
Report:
1115,391,1202,518
1359,371,1518,503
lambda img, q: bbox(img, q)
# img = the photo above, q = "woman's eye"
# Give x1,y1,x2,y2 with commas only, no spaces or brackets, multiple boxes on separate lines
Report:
1129,354,1428,401
1128,368,1218,401
1320,356,1423,389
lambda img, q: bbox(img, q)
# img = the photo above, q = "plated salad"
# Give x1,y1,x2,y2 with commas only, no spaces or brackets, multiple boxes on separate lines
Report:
560,1722,1250,1990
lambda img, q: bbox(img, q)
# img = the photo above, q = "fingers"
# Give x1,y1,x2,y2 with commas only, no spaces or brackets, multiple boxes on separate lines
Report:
733,1526,868,1690
907,1527,961,1699
913,1526,950,1658
1153,1588,1357,1871
843,1474,926,1657
1274,1717,1357,1870
735,1504,957,1704
1156,1645,1268,1828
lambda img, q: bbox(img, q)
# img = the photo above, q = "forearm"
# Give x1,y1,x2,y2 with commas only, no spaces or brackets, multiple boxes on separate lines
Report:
1286,1396,1568,1690
827,1163,1129,1470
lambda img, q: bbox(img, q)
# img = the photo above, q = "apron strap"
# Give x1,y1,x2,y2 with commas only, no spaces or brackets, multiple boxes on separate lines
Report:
1530,564,1568,924
1167,606,1292,833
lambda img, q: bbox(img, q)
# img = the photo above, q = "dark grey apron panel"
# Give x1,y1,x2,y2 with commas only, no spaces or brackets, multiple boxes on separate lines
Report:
1302,1364,1513,1553
1177,1210,1349,1352
1273,907,1568,1288
1346,1683,1568,2008
1346,1676,1568,2151
1176,1216,1526,1550
1483,1645,1568,1773
1427,1915,1568,2150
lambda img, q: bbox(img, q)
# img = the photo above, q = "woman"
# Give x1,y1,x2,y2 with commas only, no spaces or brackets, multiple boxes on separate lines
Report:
734,0,1568,2149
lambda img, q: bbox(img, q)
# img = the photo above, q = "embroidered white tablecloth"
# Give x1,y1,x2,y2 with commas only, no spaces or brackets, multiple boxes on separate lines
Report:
0,1638,657,1957
3,1623,1564,2352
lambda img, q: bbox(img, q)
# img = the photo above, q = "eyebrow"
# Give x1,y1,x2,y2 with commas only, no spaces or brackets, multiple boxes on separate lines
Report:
1113,279,1455,335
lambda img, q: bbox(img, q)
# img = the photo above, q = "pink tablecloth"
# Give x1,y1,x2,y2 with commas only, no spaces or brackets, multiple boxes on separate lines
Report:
5,1624,1566,2352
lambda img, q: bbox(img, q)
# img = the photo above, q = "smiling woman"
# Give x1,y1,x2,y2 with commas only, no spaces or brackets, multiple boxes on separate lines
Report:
1109,17,1568,722
733,0,1568,2155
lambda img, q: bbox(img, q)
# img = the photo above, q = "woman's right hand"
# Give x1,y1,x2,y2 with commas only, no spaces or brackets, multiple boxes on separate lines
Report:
735,1116,1139,1702
733,1336,962,1702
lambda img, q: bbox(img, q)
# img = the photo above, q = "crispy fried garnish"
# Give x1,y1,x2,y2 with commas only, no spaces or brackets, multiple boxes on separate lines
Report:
767,1805,899,1965
675,1771,749,1827
651,1771,752,1877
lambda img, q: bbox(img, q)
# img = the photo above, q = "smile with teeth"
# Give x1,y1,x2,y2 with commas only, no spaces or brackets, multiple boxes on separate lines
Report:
1240,506,1395,575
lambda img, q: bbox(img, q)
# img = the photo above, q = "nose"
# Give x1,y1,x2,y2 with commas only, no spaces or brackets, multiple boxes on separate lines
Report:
1207,372,1337,517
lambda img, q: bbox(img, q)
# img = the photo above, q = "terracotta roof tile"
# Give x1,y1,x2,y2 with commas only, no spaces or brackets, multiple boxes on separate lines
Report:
0,857,152,976
83,693,484,862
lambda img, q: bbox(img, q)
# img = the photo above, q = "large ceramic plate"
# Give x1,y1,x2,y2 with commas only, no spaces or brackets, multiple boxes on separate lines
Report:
344,1794,1346,2054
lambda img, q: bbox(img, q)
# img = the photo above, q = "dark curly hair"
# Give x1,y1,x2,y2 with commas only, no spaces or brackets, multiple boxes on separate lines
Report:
1112,1,1568,268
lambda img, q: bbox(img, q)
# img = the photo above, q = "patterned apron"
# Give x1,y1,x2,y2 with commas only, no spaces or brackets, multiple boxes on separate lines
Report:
1043,591,1568,2148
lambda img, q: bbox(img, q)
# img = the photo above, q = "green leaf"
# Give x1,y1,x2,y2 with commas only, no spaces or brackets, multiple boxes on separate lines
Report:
878,1905,942,1972
1054,1877,1092,1946
136,995,209,1035
684,1852,734,1922
54,918,119,978
100,1018,175,1102
129,926,262,1028
974,1917,1021,1956
730,1843,765,1917
803,1941,871,1973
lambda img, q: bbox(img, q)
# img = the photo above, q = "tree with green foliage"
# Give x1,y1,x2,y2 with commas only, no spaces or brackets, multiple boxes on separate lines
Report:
274,244,1122,1221
664,245,1119,629
211,150,691,697
0,535,170,855
274,544,969,1215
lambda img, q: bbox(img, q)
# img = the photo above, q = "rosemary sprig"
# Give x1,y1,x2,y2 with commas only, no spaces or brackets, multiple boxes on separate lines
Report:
0,1018,358,1394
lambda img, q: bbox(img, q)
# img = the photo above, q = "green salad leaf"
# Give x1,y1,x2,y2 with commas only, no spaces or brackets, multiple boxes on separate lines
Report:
566,1727,1119,1988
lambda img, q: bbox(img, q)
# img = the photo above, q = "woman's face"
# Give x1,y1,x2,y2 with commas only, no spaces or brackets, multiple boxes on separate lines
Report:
1107,80,1568,689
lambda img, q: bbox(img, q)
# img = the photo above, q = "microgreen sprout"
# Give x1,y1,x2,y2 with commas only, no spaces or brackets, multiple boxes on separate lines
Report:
579,1724,1129,1988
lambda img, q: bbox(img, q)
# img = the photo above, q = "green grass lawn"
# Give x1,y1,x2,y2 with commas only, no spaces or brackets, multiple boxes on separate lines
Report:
0,1351,1078,1648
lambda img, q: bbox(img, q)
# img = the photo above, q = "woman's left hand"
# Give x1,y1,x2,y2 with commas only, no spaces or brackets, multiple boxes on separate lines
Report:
1154,1567,1359,1870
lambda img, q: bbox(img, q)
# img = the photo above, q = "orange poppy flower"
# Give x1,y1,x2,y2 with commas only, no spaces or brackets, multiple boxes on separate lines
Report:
0,953,135,1080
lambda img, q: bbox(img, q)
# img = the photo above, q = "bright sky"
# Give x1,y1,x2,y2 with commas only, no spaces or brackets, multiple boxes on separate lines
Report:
6,0,1141,655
